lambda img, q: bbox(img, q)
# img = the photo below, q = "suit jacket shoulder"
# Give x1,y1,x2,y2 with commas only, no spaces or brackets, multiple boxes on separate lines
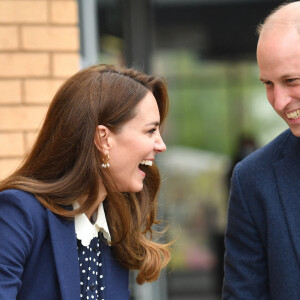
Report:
239,129,292,167
0,189,57,298
233,129,299,182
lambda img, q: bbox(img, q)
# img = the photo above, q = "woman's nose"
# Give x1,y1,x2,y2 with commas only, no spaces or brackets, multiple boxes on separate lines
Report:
154,135,167,153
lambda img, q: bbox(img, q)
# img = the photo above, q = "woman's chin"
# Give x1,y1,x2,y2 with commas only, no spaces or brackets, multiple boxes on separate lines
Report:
128,183,144,193
118,182,144,193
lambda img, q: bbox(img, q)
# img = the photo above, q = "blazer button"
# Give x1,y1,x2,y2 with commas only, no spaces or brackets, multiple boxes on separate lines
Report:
91,283,95,291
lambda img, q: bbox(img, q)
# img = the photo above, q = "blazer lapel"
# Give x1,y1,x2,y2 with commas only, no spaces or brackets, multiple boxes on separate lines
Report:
47,210,81,300
274,134,300,267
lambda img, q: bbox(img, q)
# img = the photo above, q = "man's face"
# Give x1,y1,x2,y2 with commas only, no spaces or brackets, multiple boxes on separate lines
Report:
257,26,300,137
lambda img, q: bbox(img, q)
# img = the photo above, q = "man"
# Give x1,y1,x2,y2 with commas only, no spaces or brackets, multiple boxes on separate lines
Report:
223,2,300,299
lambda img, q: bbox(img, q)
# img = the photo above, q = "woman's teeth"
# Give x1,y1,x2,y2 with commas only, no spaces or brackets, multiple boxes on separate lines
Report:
140,160,153,166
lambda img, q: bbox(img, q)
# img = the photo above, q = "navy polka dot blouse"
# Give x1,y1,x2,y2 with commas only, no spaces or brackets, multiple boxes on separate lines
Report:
77,234,106,300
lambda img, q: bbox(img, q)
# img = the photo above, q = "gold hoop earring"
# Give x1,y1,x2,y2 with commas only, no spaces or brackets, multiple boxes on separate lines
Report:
101,153,110,168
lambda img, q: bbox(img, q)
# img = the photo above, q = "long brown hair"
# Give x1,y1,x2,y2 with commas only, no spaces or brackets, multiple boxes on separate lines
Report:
0,64,171,284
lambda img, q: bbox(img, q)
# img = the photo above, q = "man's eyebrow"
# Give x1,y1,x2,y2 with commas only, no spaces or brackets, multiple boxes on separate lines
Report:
280,74,300,79
259,74,300,82
259,77,267,82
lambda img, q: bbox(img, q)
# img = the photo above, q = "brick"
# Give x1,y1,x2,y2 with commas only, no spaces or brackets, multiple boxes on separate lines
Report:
0,80,21,104
22,26,79,51
0,133,24,156
0,158,21,180
0,53,49,78
24,79,64,103
53,53,79,77
0,26,19,50
0,106,48,130
0,1,47,24
50,1,78,25
24,131,38,151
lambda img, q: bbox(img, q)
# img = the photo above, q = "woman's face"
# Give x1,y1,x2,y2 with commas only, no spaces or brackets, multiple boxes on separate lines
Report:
108,91,166,192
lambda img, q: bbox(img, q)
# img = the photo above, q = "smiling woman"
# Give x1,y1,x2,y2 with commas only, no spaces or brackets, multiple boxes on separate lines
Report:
0,64,171,299
95,90,167,193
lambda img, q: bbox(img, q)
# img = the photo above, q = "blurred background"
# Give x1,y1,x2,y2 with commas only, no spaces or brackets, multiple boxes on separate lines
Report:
88,1,289,299
0,0,291,299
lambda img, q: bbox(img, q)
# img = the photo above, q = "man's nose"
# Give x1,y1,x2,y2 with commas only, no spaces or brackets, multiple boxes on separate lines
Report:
272,85,292,111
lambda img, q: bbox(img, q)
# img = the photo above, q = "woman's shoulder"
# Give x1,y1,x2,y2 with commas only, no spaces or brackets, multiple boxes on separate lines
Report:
0,189,51,243
0,189,46,214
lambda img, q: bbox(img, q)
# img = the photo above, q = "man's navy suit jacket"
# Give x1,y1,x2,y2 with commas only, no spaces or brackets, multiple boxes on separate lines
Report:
0,189,130,299
223,129,300,299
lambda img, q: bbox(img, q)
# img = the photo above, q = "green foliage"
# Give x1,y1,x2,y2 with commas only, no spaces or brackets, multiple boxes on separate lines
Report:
155,50,286,156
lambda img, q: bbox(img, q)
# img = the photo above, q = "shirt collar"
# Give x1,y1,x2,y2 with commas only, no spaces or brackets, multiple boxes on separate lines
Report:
73,201,111,247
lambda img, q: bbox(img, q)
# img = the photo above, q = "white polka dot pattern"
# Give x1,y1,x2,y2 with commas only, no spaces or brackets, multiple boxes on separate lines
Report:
77,235,105,299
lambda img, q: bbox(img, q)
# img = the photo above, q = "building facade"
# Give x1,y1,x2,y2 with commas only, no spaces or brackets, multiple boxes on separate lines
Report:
0,0,80,179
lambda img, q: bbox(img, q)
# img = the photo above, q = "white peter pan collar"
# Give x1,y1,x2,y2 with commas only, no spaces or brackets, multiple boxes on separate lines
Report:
73,201,111,247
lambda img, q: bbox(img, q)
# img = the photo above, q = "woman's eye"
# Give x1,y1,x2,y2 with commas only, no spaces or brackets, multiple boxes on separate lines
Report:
148,128,157,134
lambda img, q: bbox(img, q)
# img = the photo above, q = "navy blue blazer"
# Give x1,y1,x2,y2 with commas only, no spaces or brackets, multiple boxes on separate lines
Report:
223,129,300,299
0,189,130,299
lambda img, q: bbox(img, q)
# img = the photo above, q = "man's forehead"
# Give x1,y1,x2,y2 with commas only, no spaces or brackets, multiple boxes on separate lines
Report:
258,23,300,49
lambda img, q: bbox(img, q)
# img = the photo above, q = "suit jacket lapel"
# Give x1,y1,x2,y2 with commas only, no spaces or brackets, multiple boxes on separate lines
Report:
274,133,300,266
47,210,81,300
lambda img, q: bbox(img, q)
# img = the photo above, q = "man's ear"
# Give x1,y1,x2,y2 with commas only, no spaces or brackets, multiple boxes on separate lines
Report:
94,125,112,152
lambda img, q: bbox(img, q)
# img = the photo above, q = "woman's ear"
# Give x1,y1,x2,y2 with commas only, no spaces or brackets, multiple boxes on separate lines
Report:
94,125,112,152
